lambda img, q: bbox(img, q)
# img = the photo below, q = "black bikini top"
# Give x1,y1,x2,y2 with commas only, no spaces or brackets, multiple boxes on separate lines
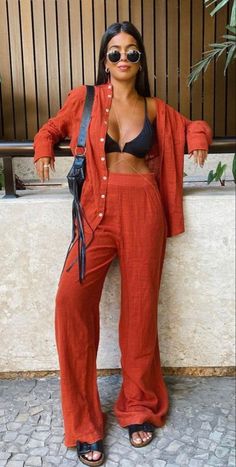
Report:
104,98,155,158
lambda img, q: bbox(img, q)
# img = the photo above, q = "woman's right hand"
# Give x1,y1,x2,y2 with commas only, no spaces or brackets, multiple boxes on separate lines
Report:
34,157,55,182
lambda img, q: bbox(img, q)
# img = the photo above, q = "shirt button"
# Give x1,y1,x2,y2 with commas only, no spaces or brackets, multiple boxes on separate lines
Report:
108,85,112,89
105,108,109,112
101,194,105,198
101,157,105,161
102,175,107,180
104,120,107,124
108,94,112,98
98,212,103,217
100,137,105,142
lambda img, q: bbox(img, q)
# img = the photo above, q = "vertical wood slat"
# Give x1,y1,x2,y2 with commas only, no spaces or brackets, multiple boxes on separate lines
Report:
118,0,129,22
44,0,60,116
32,0,49,129
143,0,155,96
155,0,167,101
69,0,83,88
57,0,71,104
130,0,142,32
81,0,95,85
179,0,190,117
0,0,14,138
7,0,25,138
93,0,105,80
191,0,203,121
167,0,178,108
20,0,37,138
105,0,117,27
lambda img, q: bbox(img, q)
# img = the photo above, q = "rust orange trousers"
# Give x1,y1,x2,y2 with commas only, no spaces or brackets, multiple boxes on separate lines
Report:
55,171,169,447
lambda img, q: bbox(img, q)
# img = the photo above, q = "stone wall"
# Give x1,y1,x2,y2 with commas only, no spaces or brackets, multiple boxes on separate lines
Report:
0,180,234,373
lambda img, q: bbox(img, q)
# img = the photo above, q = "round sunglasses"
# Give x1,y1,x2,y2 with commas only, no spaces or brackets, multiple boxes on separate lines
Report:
106,49,142,64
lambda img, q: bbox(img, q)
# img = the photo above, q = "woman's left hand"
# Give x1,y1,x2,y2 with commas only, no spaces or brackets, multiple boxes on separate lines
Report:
188,149,208,167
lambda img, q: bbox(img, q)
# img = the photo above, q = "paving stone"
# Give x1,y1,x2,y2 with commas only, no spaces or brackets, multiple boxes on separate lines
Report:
31,431,50,442
228,455,236,467
6,423,22,431
29,407,44,416
15,434,28,445
175,451,190,464
209,431,223,443
6,462,25,467
0,375,234,467
29,448,49,457
207,454,226,465
165,440,185,453
221,436,235,448
119,460,135,467
201,422,212,431
214,446,230,458
10,455,28,461
198,438,212,450
24,457,42,466
15,414,29,423
0,454,11,461
189,460,204,467
151,461,166,467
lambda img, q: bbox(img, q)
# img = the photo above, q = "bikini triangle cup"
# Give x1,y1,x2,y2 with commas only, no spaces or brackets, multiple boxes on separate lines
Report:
104,98,155,158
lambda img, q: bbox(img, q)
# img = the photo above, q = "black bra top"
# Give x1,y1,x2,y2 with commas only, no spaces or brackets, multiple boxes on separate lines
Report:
104,98,155,158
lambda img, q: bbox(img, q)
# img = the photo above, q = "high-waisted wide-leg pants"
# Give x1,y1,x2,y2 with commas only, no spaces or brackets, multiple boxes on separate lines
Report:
55,171,169,448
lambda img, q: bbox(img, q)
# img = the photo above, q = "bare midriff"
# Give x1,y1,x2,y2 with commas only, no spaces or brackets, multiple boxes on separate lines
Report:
106,152,152,174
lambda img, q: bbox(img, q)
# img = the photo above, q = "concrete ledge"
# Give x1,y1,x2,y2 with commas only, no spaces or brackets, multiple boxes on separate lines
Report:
0,185,235,372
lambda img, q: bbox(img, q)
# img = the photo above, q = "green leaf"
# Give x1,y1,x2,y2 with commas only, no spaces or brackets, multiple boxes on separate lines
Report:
226,25,236,33
209,0,230,17
221,34,236,40
207,170,215,184
232,153,236,183
224,45,236,73
215,162,227,181
230,0,236,27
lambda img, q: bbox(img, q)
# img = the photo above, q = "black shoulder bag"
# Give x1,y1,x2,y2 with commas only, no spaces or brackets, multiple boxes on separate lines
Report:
60,85,95,283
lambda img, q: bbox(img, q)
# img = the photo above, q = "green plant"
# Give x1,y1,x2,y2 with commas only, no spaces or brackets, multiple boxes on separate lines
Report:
188,0,236,86
232,153,236,182
207,154,236,185
207,161,227,185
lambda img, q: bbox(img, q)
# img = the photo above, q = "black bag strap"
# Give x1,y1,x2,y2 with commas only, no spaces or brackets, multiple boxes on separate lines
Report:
77,85,95,148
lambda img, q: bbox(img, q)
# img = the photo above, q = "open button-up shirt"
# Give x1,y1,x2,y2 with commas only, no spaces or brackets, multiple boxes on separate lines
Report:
33,83,213,239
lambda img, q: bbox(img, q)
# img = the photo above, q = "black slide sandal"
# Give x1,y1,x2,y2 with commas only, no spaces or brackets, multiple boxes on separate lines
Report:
76,439,105,466
127,422,155,447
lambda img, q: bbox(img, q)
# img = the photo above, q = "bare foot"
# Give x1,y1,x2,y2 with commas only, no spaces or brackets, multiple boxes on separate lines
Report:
83,450,102,461
131,430,153,444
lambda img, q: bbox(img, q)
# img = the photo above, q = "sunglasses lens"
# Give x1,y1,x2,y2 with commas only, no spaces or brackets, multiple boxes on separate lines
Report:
107,51,121,63
127,50,141,63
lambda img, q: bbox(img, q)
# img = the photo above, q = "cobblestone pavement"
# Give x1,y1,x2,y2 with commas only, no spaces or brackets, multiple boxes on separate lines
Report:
0,375,235,467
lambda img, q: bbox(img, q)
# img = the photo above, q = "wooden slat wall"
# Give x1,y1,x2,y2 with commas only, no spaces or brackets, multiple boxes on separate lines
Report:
0,0,235,140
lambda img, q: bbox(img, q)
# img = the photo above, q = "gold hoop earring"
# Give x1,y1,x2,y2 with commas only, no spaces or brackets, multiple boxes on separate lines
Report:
139,65,142,71
105,67,110,74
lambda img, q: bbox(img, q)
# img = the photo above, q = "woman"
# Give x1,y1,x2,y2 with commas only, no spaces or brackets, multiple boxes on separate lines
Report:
34,21,212,467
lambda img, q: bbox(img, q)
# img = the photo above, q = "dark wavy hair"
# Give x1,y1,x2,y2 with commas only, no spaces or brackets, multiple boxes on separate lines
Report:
96,21,151,97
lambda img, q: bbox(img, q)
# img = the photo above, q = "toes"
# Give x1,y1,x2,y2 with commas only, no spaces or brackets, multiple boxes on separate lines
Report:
132,431,152,443
132,432,142,444
84,450,102,460
92,451,102,460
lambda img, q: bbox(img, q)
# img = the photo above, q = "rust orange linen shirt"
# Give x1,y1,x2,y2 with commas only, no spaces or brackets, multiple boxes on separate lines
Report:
33,83,213,238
